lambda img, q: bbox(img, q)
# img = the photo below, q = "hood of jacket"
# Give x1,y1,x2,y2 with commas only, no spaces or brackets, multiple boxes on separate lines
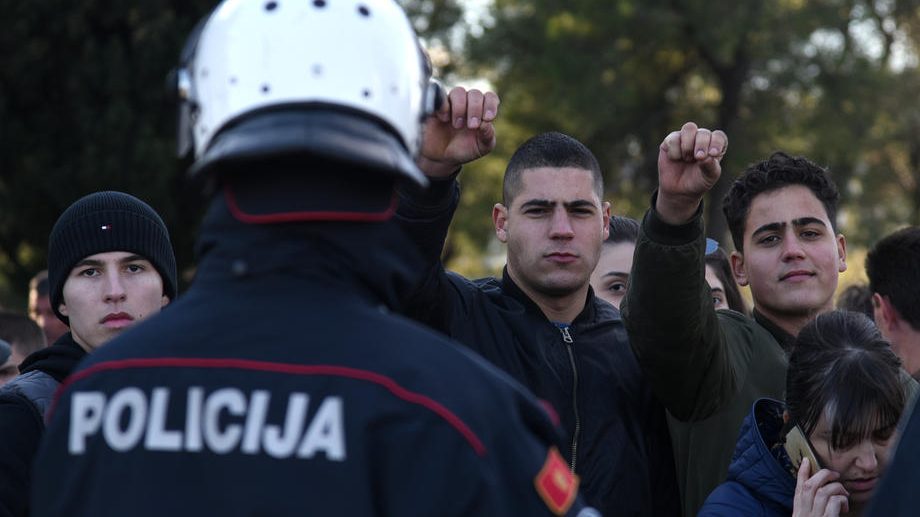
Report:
725,398,796,513
18,332,86,383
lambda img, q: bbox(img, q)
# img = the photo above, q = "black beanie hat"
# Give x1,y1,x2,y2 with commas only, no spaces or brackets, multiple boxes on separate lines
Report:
48,191,178,324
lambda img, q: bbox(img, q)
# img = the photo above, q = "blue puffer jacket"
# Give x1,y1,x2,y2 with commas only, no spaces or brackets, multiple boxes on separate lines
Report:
699,398,796,516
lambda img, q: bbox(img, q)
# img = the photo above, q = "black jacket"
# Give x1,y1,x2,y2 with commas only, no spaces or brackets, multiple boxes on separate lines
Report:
32,195,593,517
397,177,679,516
0,333,85,517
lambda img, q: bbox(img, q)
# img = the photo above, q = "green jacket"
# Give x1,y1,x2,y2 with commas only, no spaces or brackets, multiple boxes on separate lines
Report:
620,202,788,517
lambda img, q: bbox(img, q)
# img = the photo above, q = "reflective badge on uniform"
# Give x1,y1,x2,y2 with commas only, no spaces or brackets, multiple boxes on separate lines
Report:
534,446,578,515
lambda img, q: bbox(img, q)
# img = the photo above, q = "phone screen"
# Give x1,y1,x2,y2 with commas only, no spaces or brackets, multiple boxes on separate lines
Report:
783,424,823,477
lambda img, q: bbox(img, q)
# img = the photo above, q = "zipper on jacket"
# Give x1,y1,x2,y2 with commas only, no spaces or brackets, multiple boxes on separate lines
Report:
559,325,580,473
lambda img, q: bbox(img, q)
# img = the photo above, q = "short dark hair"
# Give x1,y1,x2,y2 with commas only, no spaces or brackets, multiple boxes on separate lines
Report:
835,284,875,322
705,247,747,314
786,310,906,451
866,227,920,330
0,310,46,356
503,132,603,205
722,152,840,252
606,215,639,245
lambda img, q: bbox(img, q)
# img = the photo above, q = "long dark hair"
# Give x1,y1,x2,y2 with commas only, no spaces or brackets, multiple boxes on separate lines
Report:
704,246,747,314
786,310,906,450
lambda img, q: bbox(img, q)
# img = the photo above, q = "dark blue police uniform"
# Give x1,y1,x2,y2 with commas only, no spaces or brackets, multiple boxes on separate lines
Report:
32,196,596,517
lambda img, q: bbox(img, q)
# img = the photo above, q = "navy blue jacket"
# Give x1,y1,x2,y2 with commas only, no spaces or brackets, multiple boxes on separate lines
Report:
32,196,594,517
699,399,795,516
397,177,678,516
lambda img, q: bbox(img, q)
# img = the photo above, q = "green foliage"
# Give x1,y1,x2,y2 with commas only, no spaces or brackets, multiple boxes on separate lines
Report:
5,0,920,300
0,0,215,307
462,0,920,259
0,0,468,304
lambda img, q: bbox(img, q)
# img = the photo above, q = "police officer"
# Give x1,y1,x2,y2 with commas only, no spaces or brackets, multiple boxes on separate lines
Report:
32,1,597,516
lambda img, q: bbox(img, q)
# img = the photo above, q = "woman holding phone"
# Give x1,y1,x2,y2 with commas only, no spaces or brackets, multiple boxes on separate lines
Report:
699,310,910,516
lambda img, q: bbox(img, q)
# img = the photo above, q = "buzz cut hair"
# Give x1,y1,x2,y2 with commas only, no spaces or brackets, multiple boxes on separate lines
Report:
502,132,603,205
0,311,46,356
866,227,920,330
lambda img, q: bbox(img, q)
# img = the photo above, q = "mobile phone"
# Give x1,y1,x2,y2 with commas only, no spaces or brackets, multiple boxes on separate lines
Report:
783,423,823,477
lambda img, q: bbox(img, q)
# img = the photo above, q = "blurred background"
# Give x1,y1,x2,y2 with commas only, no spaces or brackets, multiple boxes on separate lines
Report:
3,0,917,309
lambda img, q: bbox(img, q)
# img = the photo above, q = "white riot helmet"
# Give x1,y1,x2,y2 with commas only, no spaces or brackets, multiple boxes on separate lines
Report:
176,0,440,186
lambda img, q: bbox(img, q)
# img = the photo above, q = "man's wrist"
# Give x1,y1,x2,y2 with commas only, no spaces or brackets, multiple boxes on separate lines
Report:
416,156,462,179
655,193,702,226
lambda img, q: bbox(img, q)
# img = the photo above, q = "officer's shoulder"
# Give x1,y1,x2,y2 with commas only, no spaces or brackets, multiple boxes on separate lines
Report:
384,310,532,400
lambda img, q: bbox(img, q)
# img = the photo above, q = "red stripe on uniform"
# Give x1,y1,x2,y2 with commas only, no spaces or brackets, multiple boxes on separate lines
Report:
223,187,397,223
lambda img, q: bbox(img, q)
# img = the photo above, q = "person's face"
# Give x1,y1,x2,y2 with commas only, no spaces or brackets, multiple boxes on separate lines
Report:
705,264,728,310
730,185,846,321
29,292,68,343
0,347,25,386
59,251,169,352
494,167,610,299
809,407,896,506
590,241,635,309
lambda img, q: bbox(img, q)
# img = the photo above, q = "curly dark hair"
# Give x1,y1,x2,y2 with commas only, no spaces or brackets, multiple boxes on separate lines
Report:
722,152,839,252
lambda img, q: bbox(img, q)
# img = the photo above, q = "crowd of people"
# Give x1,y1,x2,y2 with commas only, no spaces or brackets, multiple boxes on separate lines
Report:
1,0,920,515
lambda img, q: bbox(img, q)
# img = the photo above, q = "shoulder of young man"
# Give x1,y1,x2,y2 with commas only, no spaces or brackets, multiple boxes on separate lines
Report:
0,370,59,423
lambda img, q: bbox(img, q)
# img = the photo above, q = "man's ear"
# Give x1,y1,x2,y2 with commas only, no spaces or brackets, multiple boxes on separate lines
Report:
58,302,69,317
602,202,611,240
730,250,748,286
874,293,901,333
493,203,509,243
836,234,848,273
161,295,170,308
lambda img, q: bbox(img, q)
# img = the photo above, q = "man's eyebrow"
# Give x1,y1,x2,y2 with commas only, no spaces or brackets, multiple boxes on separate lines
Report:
520,199,554,209
73,258,104,268
751,222,784,239
564,200,597,209
792,217,828,228
710,287,724,293
119,254,146,264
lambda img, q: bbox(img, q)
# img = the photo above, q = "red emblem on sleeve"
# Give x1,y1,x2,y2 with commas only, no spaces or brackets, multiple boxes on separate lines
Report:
534,446,579,515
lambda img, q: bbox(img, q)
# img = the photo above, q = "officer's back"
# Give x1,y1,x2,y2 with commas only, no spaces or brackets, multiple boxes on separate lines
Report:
31,1,597,515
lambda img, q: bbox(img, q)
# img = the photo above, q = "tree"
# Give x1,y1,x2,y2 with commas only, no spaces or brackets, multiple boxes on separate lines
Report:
0,0,216,307
0,0,469,305
465,0,920,253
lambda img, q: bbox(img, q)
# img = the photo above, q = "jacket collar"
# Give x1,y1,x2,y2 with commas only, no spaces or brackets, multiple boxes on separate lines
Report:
753,309,797,353
195,193,425,312
499,266,598,325
726,398,795,512
18,332,87,383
